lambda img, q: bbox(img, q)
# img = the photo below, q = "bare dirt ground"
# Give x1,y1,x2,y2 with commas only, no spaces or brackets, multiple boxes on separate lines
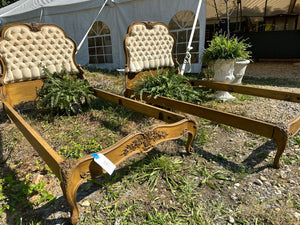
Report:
0,62,299,225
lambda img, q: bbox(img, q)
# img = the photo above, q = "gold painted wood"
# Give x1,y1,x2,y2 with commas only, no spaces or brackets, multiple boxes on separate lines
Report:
93,88,184,123
287,114,300,137
2,100,64,178
2,93,197,224
126,89,276,138
1,80,44,106
0,22,197,224
60,118,196,224
125,89,297,168
190,79,300,103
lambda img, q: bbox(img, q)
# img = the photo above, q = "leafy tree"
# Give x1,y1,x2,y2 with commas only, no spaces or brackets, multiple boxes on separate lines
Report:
0,0,19,8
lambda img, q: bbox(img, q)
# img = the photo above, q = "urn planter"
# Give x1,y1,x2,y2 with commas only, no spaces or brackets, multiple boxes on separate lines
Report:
212,59,236,101
232,59,250,84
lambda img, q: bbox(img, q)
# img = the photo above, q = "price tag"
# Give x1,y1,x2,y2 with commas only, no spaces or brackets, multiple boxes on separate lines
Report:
91,153,116,175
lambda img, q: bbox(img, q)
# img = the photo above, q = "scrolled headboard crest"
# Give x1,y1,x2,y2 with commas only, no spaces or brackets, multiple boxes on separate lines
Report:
25,22,41,32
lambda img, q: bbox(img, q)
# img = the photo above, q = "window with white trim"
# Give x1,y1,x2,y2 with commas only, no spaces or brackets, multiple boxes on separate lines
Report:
88,21,113,64
168,11,200,64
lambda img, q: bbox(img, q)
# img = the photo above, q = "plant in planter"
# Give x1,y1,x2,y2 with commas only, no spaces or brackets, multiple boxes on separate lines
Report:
202,33,251,100
37,67,94,116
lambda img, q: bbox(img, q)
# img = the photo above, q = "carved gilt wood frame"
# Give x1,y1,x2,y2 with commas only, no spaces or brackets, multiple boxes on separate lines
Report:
123,21,300,169
0,23,197,224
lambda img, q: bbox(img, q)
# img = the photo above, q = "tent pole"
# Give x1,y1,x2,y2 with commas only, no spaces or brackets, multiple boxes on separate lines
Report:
39,8,44,23
264,0,268,17
180,0,202,75
76,0,109,54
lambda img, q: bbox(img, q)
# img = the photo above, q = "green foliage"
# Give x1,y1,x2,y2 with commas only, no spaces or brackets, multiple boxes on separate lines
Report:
194,163,229,190
0,0,18,8
0,173,56,216
136,155,184,193
37,67,94,116
59,139,103,159
133,68,208,104
291,135,300,146
202,33,251,64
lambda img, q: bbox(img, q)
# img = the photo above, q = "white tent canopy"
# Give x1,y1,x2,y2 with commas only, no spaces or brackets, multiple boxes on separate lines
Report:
0,0,206,72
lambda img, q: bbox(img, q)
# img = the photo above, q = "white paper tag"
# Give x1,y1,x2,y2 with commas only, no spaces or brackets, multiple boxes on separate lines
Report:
91,153,116,175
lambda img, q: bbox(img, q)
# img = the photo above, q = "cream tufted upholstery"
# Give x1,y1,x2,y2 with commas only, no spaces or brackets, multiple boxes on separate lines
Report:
125,22,175,72
0,24,79,84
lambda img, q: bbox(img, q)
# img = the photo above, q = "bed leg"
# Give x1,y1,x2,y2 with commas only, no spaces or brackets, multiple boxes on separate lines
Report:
272,125,289,169
60,159,82,224
185,125,197,154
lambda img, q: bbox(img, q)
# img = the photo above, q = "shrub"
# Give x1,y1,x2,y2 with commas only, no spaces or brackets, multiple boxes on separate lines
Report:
37,67,94,115
133,68,208,104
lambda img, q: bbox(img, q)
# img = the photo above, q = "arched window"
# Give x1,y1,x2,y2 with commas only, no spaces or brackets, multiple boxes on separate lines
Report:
88,21,113,64
168,11,200,64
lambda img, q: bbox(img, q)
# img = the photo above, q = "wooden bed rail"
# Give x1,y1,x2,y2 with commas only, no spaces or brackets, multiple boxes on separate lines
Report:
125,89,298,169
190,79,300,103
2,93,197,224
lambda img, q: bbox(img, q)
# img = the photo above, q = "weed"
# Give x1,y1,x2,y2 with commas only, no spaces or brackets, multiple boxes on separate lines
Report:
91,173,121,201
236,94,254,101
59,141,84,159
194,163,229,190
193,126,211,147
0,173,56,215
59,138,103,159
144,211,183,225
136,155,183,193
177,177,198,208
280,152,300,165
220,124,235,132
291,135,300,146
244,141,259,149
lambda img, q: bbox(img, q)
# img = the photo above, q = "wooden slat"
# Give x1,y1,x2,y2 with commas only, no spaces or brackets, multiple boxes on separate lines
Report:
93,88,184,124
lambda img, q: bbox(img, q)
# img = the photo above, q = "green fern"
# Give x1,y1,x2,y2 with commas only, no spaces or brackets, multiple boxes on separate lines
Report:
202,33,251,64
37,66,94,115
133,68,208,104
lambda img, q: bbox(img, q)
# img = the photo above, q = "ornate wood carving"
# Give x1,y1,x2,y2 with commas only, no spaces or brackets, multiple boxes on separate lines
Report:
25,22,41,32
59,159,77,185
122,130,168,156
145,21,154,29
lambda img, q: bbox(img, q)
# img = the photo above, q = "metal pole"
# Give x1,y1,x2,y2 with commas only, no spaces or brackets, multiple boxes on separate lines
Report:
76,0,109,53
180,0,202,75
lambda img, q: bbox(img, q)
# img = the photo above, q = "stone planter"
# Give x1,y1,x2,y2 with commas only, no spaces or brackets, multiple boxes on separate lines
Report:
213,59,236,101
232,59,250,84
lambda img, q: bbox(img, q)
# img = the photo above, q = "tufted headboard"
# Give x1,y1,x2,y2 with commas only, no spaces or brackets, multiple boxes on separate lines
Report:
124,21,178,90
0,23,81,85
0,23,84,106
